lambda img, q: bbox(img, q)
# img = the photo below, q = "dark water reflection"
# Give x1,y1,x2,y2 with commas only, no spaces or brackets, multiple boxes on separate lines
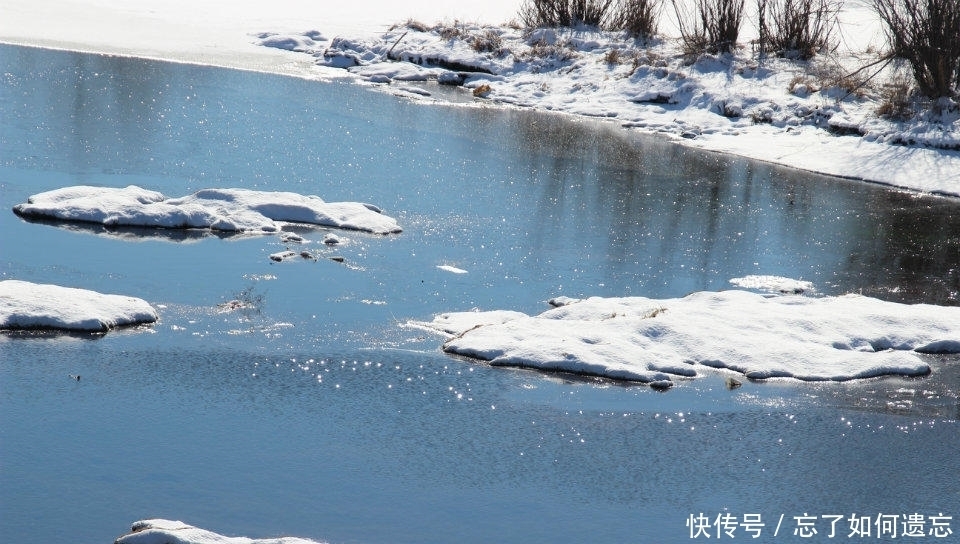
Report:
1,44,959,544
507,111,960,303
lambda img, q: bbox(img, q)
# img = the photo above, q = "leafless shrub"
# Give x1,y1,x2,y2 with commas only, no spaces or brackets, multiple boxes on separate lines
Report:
873,0,960,99
524,39,582,62
671,0,745,55
758,0,840,60
436,22,470,41
749,106,775,123
519,0,616,28
876,68,916,119
787,74,821,95
391,19,432,32
605,48,623,64
608,0,662,39
471,29,504,53
810,58,872,98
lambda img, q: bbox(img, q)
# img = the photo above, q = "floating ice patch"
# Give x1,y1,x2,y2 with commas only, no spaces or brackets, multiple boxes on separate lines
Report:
411,290,960,387
13,185,402,235
0,280,158,332
269,250,299,262
729,275,816,295
114,519,324,544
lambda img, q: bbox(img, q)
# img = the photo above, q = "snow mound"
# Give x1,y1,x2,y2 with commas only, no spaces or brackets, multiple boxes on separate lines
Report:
255,30,325,53
12,185,402,235
411,290,960,388
0,280,158,332
114,519,324,544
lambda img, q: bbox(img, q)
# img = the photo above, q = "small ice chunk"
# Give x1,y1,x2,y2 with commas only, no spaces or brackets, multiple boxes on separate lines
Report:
269,250,298,262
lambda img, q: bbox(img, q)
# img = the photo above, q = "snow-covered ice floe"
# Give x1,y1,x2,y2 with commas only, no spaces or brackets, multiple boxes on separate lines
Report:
410,290,960,389
12,185,402,235
729,275,816,295
0,280,158,332
114,519,324,544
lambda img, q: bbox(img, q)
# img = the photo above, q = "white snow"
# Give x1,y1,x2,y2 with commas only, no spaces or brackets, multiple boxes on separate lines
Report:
114,519,323,544
0,280,159,332
410,289,960,388
13,186,402,235
0,0,518,75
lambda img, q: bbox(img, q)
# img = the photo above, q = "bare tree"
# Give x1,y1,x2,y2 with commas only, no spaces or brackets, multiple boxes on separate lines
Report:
873,0,960,99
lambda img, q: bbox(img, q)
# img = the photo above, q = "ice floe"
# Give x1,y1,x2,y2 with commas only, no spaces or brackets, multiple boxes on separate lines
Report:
410,289,960,388
12,186,402,235
114,519,323,544
0,280,158,332
436,264,468,274
729,275,816,295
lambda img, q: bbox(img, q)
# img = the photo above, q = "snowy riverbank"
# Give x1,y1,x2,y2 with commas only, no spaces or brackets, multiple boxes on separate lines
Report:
256,19,960,196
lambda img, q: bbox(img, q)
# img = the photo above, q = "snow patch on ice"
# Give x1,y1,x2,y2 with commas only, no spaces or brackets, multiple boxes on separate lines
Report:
411,290,960,387
114,519,324,544
13,185,402,235
729,275,816,295
0,280,158,332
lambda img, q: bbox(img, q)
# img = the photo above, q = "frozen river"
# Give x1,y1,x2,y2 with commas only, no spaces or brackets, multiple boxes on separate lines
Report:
1,44,958,543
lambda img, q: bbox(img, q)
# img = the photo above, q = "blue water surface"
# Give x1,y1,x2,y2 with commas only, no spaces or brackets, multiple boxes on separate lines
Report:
1,44,959,544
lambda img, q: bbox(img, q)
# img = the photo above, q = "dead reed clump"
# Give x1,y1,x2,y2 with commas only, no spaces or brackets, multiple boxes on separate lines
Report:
756,0,840,60
671,0,746,55
473,83,493,97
